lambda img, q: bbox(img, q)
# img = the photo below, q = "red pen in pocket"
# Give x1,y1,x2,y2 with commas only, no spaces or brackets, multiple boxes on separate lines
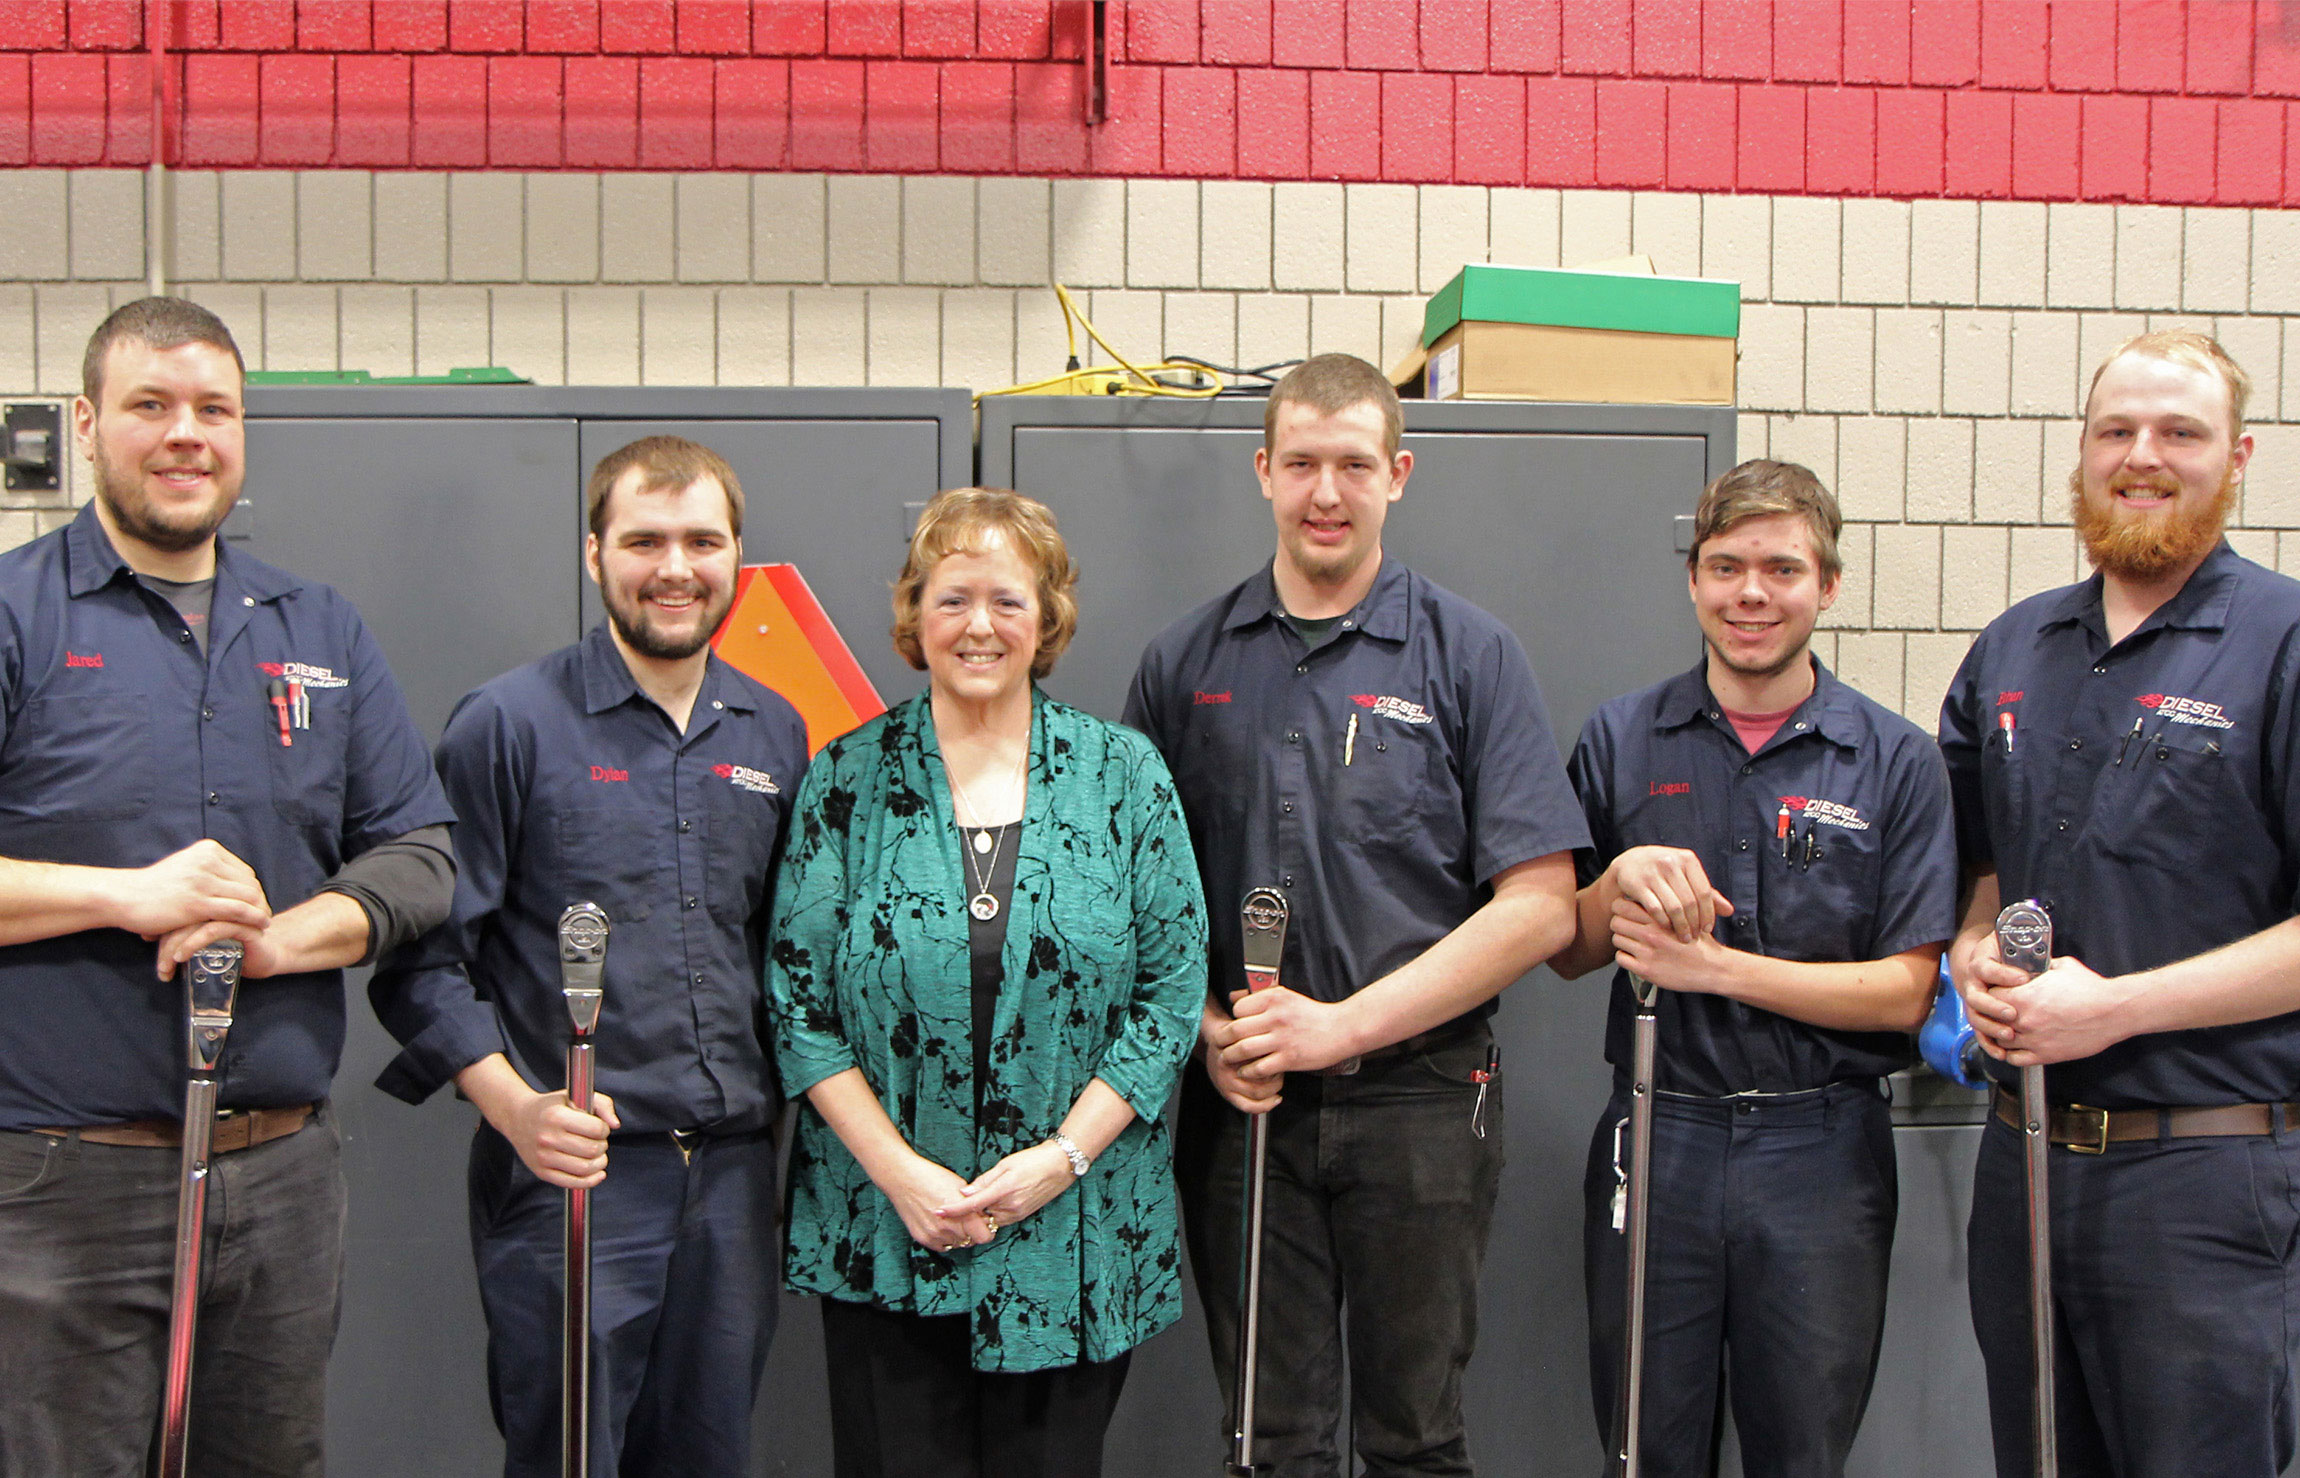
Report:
266,678,293,748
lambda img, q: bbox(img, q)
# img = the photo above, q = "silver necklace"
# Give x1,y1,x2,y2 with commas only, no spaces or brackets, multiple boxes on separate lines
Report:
948,744,1026,922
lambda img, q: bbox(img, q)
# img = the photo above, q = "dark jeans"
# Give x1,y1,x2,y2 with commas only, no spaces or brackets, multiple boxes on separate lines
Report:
818,1297,1133,1478
1176,1025,1504,1478
0,1104,345,1478
1968,1114,2300,1478
1581,1080,1896,1478
468,1123,780,1478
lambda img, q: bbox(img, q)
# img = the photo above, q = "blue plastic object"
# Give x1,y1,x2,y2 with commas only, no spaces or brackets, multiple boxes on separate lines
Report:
1919,958,1989,1089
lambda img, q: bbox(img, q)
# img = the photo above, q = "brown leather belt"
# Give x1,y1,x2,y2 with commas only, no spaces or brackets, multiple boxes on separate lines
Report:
35,1102,315,1154
1992,1086,2300,1155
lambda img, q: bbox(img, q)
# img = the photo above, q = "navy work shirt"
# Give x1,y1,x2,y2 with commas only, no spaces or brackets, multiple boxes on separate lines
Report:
1940,542,2300,1108
0,503,453,1129
371,622,807,1135
1124,558,1587,1013
1572,661,1959,1095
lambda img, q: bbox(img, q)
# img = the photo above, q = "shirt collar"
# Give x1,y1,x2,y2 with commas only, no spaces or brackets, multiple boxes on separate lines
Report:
577,620,753,718
2038,539,2243,638
1223,556,1412,642
1653,656,1866,748
64,501,298,605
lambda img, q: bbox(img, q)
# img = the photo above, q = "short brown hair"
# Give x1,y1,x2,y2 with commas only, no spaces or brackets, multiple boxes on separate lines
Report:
891,487,1079,680
1689,459,1843,582
585,435,745,539
82,296,245,403
1264,353,1404,458
2084,329,2252,442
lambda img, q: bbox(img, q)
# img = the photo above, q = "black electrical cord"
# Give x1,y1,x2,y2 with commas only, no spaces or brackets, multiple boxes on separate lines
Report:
1165,355,1306,395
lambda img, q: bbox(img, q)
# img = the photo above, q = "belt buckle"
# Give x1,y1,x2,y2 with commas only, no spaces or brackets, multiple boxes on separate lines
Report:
2065,1103,2110,1155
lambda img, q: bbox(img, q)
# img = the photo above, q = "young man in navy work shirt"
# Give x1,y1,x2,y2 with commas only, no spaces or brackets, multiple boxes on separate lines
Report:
1552,460,1957,1478
1124,354,1585,1476
0,298,456,1474
371,437,807,1478
1942,331,2300,1478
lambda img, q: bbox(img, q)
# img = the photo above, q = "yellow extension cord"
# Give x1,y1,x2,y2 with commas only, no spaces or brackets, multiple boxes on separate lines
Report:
973,284,1227,402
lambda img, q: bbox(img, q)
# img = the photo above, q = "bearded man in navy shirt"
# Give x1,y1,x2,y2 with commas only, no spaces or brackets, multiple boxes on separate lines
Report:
1943,330,2300,1478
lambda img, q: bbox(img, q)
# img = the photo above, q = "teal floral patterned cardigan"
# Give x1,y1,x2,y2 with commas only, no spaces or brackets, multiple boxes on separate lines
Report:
767,689,1208,1373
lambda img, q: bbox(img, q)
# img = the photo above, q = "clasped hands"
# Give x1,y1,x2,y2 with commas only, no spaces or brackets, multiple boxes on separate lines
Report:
128,839,283,981
1603,845,1738,993
1201,984,1366,1114
888,1141,1076,1256
1951,928,2129,1067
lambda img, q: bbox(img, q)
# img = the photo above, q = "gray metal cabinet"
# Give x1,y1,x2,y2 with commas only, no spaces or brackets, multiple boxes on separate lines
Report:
980,396,1991,1478
240,386,969,1478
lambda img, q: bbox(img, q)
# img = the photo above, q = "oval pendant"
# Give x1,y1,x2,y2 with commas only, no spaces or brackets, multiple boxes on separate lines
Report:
972,829,994,855
969,893,1000,922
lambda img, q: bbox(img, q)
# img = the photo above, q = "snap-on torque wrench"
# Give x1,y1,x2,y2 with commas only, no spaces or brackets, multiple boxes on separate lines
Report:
1228,886,1288,1478
1610,971,1660,1478
1997,899,2057,1478
159,939,244,1478
558,902,610,1478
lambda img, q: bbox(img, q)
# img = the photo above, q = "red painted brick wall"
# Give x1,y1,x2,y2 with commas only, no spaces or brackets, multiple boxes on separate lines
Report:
7,0,2298,206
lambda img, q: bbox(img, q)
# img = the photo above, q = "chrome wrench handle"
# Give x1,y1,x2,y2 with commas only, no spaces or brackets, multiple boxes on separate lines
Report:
557,902,609,1478
1996,898,2057,1478
161,939,244,1478
1229,887,1288,1478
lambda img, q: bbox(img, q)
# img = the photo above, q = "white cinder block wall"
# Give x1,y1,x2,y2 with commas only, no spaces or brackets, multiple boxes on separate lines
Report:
6,166,2296,726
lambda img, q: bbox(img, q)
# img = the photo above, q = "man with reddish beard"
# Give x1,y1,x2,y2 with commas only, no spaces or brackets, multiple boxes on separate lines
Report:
0,298,455,1473
371,436,806,1478
1552,461,1956,1477
1940,330,2300,1477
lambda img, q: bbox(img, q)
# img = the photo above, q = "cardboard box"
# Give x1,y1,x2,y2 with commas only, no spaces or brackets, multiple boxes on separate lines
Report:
1397,261,1741,405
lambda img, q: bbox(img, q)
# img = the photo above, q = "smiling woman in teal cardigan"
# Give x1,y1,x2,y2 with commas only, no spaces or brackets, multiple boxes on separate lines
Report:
766,491,1207,1471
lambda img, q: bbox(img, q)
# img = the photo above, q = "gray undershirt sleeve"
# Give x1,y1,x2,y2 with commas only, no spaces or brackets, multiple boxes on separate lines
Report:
320,824,457,965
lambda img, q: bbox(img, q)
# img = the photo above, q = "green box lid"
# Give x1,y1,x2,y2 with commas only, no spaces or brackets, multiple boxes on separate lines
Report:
244,366,531,386
1422,264,1741,347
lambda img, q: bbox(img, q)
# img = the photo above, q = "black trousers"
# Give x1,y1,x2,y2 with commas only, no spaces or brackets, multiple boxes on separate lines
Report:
818,1297,1132,1478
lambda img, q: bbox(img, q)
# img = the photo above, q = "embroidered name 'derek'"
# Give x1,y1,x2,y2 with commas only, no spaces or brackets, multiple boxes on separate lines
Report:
712,763,781,795
1350,694,1435,725
2136,692,2235,730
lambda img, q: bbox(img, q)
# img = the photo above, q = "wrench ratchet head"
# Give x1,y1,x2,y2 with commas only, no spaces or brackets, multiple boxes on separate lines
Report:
184,940,242,1073
1240,887,1288,989
1995,899,2053,979
558,901,609,1037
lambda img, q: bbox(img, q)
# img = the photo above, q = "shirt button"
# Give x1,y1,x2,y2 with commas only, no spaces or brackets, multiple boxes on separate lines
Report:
1793,722,1807,731
678,819,692,833
1286,732,1300,744
1296,664,1307,675
2068,739,2082,751
207,791,220,805
1282,874,1294,887
1737,838,1749,851
1341,621,1353,629
693,972,705,985
2056,819,2069,831
201,707,214,721
712,700,723,710
1740,764,1753,775
241,596,254,607
2092,666,2106,675
683,896,697,909
177,629,191,643
1282,801,1294,813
